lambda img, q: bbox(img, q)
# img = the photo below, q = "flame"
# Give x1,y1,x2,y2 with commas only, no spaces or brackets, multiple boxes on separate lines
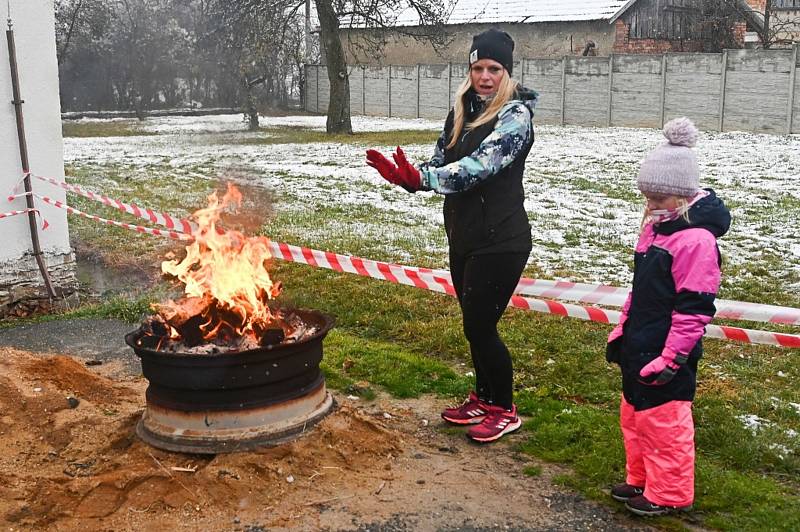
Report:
156,184,281,344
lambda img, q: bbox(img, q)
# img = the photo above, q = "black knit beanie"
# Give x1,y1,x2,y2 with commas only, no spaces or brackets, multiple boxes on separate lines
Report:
469,29,514,75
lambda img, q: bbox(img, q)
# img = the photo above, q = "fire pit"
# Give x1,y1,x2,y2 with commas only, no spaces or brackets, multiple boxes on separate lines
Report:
126,309,335,454
125,184,336,453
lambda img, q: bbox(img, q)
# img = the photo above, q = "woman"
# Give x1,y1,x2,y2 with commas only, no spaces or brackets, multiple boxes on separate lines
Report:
366,29,537,443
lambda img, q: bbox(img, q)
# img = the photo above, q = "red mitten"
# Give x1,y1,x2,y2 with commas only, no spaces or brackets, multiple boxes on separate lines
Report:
366,149,399,184
391,147,421,191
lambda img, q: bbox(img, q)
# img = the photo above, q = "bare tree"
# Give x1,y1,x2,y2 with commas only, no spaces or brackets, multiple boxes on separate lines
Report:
693,0,747,52
206,0,306,129
109,0,193,116
55,0,112,65
56,0,315,114
313,0,449,134
314,0,352,133
722,0,800,48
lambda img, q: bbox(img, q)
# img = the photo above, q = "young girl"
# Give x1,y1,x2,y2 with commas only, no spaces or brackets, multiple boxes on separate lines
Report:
605,117,731,516
365,29,537,443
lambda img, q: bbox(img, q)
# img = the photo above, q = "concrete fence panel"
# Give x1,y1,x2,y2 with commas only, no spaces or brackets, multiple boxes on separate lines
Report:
449,64,469,109
564,57,609,127
305,65,319,113
611,55,663,129
349,66,364,116
318,67,331,114
525,59,562,125
364,66,389,116
306,46,800,135
793,46,800,134
664,54,722,131
724,49,793,134
389,65,418,118
419,64,450,119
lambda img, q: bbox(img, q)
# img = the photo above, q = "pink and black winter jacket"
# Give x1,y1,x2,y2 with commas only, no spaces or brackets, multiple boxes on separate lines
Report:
607,189,731,411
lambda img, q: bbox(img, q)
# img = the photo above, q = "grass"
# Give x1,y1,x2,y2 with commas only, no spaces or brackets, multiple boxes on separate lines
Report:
62,163,217,264
8,118,799,529
62,120,157,138
274,262,800,530
239,126,440,146
0,293,155,330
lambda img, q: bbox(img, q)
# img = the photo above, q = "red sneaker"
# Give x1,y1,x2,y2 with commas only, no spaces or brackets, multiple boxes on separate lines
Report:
467,404,522,443
441,391,489,425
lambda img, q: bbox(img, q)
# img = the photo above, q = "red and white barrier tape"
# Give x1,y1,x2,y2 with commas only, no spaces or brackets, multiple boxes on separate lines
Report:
402,268,800,326
16,173,800,325
0,207,48,230
26,173,196,235
5,172,29,201
8,173,800,347
33,194,194,241
266,241,800,349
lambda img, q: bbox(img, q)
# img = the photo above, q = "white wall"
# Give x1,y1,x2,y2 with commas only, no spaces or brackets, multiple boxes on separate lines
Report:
0,0,75,302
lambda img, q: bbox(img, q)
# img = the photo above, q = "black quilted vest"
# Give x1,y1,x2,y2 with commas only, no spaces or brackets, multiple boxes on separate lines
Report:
441,99,533,256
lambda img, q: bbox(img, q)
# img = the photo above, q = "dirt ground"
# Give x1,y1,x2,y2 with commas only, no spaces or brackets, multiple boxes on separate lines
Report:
0,345,656,532
0,186,654,531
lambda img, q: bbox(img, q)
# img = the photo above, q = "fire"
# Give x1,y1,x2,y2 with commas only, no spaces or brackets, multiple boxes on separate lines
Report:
155,184,282,346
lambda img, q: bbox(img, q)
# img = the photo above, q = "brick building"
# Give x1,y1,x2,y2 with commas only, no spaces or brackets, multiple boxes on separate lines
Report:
340,0,781,65
766,0,800,44
613,0,798,51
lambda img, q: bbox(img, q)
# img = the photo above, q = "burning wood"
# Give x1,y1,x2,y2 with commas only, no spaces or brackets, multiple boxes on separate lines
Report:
138,184,318,354
139,310,319,354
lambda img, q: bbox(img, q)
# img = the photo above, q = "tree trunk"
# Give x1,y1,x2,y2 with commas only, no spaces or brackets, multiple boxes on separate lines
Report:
314,0,352,134
762,0,771,49
245,82,259,131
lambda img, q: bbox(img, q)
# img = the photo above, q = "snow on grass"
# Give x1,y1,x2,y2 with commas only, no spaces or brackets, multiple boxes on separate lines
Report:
138,113,249,134
236,114,443,132
738,413,773,432
128,113,444,134
62,114,800,298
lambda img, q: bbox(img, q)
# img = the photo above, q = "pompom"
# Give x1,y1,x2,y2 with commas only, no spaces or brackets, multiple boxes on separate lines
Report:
662,117,699,148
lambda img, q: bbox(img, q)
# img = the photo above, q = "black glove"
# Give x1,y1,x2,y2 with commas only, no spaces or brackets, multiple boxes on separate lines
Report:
605,336,623,364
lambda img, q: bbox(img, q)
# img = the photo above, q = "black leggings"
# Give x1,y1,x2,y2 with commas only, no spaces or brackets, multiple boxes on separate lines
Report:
449,250,529,409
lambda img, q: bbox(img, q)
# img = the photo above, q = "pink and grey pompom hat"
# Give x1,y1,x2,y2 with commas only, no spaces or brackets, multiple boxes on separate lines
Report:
637,117,701,197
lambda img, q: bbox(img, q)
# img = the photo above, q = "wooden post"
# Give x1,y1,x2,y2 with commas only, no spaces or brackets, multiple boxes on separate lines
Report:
660,54,667,127
719,50,728,132
315,65,320,112
416,64,421,119
607,55,614,127
387,65,392,118
787,44,798,135
561,56,567,126
362,66,366,115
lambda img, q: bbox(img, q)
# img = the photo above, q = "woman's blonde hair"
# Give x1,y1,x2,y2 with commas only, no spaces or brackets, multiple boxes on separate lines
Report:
640,197,691,230
446,68,518,149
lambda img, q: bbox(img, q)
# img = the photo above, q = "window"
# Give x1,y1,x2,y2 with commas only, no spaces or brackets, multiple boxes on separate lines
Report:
773,0,800,9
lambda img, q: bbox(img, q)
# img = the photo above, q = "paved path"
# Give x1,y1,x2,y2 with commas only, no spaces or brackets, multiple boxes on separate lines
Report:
0,318,141,375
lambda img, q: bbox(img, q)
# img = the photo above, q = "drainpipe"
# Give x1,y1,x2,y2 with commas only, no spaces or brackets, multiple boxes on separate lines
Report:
6,16,57,298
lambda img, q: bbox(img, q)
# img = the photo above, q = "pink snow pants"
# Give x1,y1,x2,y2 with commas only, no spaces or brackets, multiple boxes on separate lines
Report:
620,396,695,507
